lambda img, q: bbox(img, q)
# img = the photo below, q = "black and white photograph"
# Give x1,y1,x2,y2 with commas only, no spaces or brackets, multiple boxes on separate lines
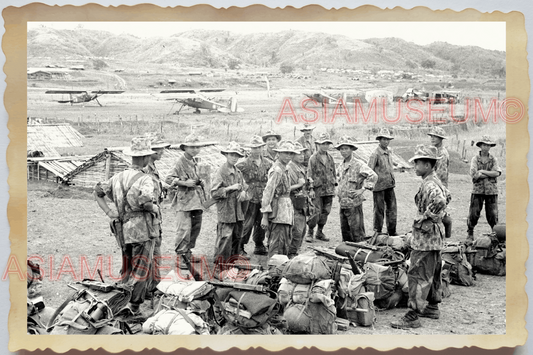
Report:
25,19,512,339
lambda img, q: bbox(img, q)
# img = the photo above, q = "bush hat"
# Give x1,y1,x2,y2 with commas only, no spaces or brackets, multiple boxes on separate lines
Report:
427,126,448,139
408,144,441,162
300,123,316,132
221,141,245,157
315,132,333,144
146,133,171,149
249,135,266,148
293,141,308,153
335,136,358,150
123,137,157,157
476,135,497,147
179,133,208,151
262,130,282,142
273,140,299,154
376,128,394,140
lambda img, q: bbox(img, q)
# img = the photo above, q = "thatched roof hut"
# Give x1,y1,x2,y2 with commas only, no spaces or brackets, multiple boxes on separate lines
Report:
27,124,84,157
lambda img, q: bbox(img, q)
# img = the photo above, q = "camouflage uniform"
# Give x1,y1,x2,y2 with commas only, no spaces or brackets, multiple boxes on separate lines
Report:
337,157,377,242
467,152,502,234
287,160,310,256
408,171,449,315
94,166,157,305
434,146,450,188
263,148,278,164
307,151,336,233
368,145,397,235
211,163,247,263
236,156,272,251
261,160,294,259
296,135,316,167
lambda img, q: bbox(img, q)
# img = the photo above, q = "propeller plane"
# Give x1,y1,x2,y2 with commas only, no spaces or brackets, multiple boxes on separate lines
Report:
160,88,244,114
45,90,125,106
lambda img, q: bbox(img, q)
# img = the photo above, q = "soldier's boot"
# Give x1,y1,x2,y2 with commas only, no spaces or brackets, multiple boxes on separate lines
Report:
390,310,422,329
253,244,268,256
418,304,440,319
466,230,474,246
315,225,330,242
305,228,314,243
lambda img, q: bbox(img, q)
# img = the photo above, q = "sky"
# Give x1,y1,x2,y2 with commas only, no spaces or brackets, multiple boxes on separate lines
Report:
28,21,506,51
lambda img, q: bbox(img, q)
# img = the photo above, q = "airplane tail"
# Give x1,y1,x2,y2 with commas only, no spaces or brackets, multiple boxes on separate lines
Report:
227,97,244,113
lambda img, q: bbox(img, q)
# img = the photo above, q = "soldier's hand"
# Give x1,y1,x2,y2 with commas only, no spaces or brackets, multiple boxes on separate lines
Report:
260,215,269,230
106,210,119,219
228,183,242,191
183,179,198,188
237,191,247,202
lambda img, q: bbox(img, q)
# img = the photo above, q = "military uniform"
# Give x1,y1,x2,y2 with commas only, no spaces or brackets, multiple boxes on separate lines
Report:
211,163,248,263
368,145,397,236
287,160,309,257
337,156,377,242
236,156,272,252
261,160,294,259
296,135,316,167
95,166,157,306
165,155,206,258
307,151,336,236
434,146,450,188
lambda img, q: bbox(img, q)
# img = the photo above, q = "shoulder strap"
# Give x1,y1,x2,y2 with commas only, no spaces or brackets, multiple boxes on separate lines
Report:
118,171,145,218
175,308,203,334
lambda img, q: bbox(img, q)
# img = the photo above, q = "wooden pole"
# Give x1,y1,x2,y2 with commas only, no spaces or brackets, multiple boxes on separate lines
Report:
105,153,112,180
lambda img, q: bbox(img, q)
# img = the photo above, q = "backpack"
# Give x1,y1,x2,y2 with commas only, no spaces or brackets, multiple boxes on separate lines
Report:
48,280,131,335
363,262,397,300
283,302,337,334
142,308,210,335
441,244,475,286
467,245,506,276
349,292,376,327
282,253,333,284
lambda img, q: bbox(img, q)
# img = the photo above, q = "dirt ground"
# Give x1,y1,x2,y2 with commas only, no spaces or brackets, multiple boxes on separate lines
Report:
27,74,507,335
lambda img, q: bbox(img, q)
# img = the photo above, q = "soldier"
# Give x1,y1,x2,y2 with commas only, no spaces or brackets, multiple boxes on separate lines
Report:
467,135,502,244
142,134,171,294
306,132,336,242
236,135,273,256
335,136,378,243
296,123,316,167
428,126,453,240
287,142,311,258
391,145,449,329
260,141,298,258
262,130,281,163
368,128,397,236
94,137,159,314
165,134,208,269
211,142,249,265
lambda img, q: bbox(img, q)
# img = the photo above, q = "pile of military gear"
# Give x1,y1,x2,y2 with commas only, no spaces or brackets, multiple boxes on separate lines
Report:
467,229,506,276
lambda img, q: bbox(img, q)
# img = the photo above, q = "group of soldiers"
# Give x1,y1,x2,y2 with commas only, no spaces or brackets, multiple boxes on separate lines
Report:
93,125,502,328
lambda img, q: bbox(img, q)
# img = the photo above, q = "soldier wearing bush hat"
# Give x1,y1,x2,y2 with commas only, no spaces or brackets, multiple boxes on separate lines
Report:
306,132,336,243
297,124,316,167
336,136,377,243
262,130,281,163
165,132,209,270
391,145,450,330
368,127,397,236
94,136,159,315
427,126,453,241
260,141,298,258
236,135,273,256
467,135,501,244
211,142,249,265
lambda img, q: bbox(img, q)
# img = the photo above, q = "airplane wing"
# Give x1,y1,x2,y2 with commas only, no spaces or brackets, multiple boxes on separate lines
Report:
160,88,226,94
45,90,87,94
90,90,125,94
320,91,339,102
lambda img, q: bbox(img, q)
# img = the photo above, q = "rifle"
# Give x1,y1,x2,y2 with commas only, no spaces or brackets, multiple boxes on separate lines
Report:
345,241,380,252
208,281,267,293
309,246,347,262
217,263,264,271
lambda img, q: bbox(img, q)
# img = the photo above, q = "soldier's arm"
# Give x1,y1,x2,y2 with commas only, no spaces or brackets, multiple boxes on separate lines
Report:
479,156,502,178
425,183,447,218
260,169,281,214
360,162,378,190
367,151,377,172
93,179,118,218
211,170,229,200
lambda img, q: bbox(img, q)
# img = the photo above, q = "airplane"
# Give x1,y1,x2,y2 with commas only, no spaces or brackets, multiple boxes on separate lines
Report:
45,90,125,106
160,88,244,114
304,91,342,107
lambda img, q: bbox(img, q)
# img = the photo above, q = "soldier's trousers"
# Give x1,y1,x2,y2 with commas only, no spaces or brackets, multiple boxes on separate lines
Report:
214,222,243,264
146,233,162,293
240,201,266,247
340,205,365,242
407,250,442,313
467,194,498,232
121,239,155,305
267,223,291,259
175,210,203,255
372,188,397,235
307,195,333,230
289,209,307,256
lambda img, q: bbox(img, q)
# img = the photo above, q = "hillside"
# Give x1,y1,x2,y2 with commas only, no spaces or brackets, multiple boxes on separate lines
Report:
28,27,505,76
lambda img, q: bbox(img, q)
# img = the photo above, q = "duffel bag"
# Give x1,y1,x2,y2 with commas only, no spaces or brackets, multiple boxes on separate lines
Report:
142,308,210,335
282,253,332,284
374,234,408,253
441,244,475,286
335,243,404,264
217,289,280,330
468,248,506,276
